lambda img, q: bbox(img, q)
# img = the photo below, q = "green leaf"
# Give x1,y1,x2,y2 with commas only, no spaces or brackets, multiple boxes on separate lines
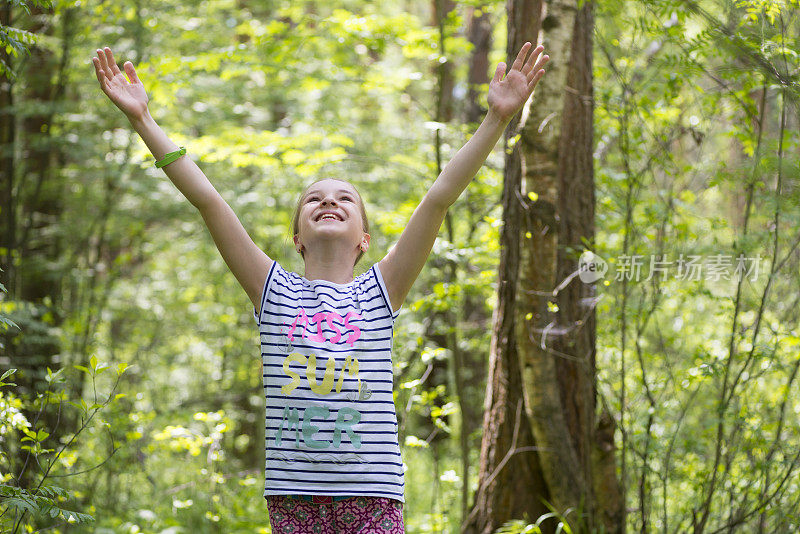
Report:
4,496,36,513
68,398,89,413
0,315,17,330
45,367,64,383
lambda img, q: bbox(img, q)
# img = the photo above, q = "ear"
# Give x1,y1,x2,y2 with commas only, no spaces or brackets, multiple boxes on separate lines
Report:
362,233,371,249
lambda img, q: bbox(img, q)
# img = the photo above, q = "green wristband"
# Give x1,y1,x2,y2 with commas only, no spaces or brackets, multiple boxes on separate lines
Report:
155,147,186,168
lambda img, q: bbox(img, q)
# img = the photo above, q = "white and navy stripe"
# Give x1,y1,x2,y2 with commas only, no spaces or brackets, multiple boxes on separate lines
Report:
253,260,404,503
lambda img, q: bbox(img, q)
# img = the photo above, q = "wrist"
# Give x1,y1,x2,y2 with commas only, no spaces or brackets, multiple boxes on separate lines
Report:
486,107,513,127
127,107,154,130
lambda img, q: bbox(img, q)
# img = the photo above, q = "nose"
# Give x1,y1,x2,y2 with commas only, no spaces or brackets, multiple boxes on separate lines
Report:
321,195,337,206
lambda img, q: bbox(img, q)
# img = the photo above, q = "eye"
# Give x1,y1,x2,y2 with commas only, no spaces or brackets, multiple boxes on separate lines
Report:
341,195,353,202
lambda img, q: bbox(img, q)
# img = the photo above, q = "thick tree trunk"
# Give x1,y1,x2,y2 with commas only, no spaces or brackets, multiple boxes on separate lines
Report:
468,0,622,532
512,0,580,521
462,132,549,534
570,2,621,524
463,3,549,533
517,1,623,531
516,0,589,516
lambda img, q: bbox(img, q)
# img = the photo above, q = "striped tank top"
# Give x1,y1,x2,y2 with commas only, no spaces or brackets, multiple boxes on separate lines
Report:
253,259,405,503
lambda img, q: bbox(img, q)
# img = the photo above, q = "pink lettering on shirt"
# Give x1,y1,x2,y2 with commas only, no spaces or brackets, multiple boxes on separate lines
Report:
284,309,362,346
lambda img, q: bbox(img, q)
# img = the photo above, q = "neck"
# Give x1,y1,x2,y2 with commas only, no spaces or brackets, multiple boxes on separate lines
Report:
302,244,359,284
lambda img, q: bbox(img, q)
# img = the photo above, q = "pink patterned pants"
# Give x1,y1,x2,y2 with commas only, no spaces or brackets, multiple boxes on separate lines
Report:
266,495,404,533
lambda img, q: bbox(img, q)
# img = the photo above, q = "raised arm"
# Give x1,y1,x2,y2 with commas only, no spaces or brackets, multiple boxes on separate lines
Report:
92,47,272,310
378,42,548,313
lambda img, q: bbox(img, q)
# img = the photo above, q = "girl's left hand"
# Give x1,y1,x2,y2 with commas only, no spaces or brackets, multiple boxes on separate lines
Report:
487,42,549,123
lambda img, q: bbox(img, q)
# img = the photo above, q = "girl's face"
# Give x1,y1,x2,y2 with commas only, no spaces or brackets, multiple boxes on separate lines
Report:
294,179,369,256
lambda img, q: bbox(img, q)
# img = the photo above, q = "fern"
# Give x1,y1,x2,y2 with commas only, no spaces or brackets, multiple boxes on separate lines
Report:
0,484,95,525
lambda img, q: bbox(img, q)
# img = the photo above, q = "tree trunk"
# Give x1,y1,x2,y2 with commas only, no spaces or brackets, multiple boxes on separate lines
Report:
432,0,456,123
3,2,68,492
463,3,549,533
421,3,464,530
516,0,590,516
462,136,549,534
465,4,493,124
517,0,622,531
0,3,16,295
467,0,622,532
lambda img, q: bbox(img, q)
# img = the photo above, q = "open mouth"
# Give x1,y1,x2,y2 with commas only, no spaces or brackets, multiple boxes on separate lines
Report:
315,213,343,222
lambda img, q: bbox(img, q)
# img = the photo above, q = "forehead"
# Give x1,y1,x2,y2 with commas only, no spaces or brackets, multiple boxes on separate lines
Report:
304,179,358,197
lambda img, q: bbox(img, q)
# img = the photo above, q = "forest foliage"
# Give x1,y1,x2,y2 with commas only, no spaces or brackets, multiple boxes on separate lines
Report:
2,0,800,532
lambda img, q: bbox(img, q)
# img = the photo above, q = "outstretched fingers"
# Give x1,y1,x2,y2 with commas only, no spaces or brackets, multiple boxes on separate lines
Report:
91,56,105,83
102,47,122,76
94,47,118,81
527,68,545,92
521,45,546,76
95,49,111,80
92,55,116,96
534,52,549,72
123,61,141,85
510,42,532,73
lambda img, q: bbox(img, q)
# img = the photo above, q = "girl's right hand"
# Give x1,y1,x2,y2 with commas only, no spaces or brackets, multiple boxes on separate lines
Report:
92,47,149,120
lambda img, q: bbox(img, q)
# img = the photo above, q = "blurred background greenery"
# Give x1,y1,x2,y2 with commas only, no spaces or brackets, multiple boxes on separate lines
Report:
2,0,800,532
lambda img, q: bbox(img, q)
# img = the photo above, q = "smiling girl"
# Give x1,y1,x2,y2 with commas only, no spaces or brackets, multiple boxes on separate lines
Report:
92,41,547,533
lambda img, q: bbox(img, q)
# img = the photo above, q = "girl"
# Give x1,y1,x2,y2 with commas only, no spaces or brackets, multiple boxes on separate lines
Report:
92,41,547,533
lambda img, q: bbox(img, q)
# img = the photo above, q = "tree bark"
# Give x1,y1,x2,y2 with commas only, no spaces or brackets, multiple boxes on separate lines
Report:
465,4,493,125
467,0,622,532
433,0,456,123
517,1,622,531
517,0,590,516
462,3,549,533
462,129,549,534
3,2,70,492
0,3,16,295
